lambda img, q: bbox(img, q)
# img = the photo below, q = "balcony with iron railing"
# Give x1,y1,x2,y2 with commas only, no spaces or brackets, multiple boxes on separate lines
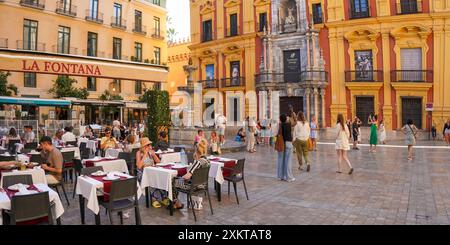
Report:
349,8,370,19
397,1,422,14
221,77,246,88
201,31,215,43
225,27,240,37
345,70,383,82
200,79,219,89
151,29,164,40
16,40,45,52
0,38,7,48
85,10,103,24
133,24,147,35
255,71,328,85
390,70,433,83
111,17,126,30
55,1,77,17
52,45,78,55
257,22,268,32
20,0,45,10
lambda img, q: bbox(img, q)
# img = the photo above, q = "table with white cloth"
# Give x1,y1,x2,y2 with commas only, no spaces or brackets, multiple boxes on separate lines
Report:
140,166,178,215
0,168,47,187
78,138,98,155
82,158,129,174
0,183,64,225
207,156,238,202
159,152,181,164
105,148,122,158
75,172,141,225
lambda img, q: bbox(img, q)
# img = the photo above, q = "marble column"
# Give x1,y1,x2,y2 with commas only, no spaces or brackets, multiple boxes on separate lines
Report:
320,89,326,128
305,88,311,119
314,87,319,121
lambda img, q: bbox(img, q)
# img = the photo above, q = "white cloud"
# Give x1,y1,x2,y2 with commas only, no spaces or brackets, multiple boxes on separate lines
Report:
167,0,191,41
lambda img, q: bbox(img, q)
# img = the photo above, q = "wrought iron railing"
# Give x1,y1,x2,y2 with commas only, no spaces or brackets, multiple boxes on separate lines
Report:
255,71,328,84
52,45,78,55
390,70,433,83
20,0,45,10
55,1,76,17
151,29,164,40
202,31,215,42
133,24,147,35
225,27,240,37
349,8,370,19
221,77,246,87
345,70,383,82
85,9,103,24
199,79,219,89
16,40,45,52
0,38,7,49
111,17,127,30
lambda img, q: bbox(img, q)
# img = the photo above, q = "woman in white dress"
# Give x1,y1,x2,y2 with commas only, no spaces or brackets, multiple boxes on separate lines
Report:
379,119,387,144
335,114,353,175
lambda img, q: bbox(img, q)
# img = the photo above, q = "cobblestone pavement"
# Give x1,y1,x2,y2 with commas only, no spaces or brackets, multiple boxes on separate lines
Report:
59,143,450,225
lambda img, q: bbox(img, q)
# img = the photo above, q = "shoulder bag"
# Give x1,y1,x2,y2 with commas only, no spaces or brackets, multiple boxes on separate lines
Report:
275,125,285,152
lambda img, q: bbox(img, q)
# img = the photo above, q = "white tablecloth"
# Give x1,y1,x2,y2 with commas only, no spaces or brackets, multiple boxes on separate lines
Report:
60,147,81,160
209,161,225,184
0,168,47,187
82,158,129,174
160,153,181,164
75,173,141,214
0,183,64,225
140,167,178,201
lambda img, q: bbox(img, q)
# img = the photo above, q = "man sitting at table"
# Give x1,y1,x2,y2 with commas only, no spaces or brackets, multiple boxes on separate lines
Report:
61,126,76,143
39,136,63,185
22,125,35,143
153,131,169,152
100,127,119,151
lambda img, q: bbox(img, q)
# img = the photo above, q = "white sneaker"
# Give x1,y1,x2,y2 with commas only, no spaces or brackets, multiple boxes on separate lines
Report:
123,212,130,219
287,178,296,182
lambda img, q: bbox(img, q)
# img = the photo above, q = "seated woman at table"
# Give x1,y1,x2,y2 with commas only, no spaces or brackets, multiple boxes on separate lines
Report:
136,138,168,208
39,136,63,185
52,130,64,147
124,134,140,153
173,139,211,209
100,127,119,151
82,126,94,139
5,127,21,144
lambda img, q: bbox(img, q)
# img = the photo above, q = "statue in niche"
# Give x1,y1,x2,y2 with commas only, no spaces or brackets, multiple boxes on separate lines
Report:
285,7,296,25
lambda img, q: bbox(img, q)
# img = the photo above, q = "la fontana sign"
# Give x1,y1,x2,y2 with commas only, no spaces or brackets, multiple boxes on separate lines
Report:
22,60,102,76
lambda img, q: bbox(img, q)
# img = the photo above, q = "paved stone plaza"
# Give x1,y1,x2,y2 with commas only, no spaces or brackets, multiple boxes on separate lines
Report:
60,142,450,225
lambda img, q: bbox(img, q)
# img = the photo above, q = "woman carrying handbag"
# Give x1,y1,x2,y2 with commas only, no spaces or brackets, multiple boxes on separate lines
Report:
401,119,418,161
276,114,295,182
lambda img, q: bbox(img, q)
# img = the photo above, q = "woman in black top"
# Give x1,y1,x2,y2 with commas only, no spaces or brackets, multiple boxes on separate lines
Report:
277,114,295,182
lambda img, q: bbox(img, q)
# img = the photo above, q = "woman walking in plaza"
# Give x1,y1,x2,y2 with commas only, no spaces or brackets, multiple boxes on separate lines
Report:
335,114,353,175
402,119,418,161
247,117,256,153
443,119,450,145
293,112,311,171
369,115,378,153
277,114,295,182
379,119,387,144
310,115,319,151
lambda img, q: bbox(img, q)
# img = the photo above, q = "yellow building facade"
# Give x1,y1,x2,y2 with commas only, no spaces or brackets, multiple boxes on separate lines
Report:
0,0,168,124
309,0,450,132
189,0,270,125
167,39,191,95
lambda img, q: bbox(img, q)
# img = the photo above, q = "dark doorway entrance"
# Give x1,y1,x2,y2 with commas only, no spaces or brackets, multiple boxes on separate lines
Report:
205,98,215,121
402,97,422,129
355,96,374,126
279,96,303,117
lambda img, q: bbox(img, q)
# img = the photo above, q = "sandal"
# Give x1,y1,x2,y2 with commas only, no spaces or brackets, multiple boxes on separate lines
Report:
152,201,161,208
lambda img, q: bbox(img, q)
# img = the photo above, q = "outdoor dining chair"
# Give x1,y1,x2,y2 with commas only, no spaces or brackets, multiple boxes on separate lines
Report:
2,174,33,189
72,166,104,199
30,154,45,164
24,142,38,150
174,166,213,222
0,155,15,162
4,192,56,225
222,159,249,205
97,177,141,225
118,152,135,176
7,140,21,154
61,151,76,183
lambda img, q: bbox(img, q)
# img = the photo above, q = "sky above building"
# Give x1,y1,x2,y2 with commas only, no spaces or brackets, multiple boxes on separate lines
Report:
167,0,191,41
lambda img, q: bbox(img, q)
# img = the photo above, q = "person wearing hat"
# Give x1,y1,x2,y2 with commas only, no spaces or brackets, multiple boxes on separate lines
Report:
100,127,119,151
136,138,169,208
